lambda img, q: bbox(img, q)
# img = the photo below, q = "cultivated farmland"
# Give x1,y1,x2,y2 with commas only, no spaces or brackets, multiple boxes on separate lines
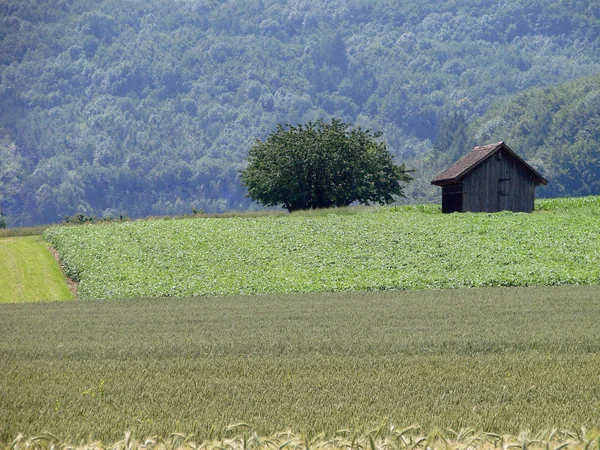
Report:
6,428,600,450
44,197,600,299
3,197,600,447
1,286,600,444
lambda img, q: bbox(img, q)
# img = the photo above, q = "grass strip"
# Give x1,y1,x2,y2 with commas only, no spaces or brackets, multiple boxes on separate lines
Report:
0,236,74,302
0,225,52,238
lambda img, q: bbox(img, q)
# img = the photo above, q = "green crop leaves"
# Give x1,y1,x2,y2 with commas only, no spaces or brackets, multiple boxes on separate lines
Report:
43,197,600,300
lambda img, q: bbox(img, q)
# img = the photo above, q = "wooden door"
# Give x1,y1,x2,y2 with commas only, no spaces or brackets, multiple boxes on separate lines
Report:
442,184,463,213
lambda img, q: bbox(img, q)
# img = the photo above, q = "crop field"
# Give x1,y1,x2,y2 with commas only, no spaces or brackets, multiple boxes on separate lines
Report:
2,285,600,444
44,197,600,299
6,428,600,450
0,236,74,302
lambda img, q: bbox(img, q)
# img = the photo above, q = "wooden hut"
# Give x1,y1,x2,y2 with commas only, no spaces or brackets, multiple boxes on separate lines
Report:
431,141,547,213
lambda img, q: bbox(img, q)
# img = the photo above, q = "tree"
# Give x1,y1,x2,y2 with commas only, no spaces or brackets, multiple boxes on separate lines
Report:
240,119,413,212
432,111,473,167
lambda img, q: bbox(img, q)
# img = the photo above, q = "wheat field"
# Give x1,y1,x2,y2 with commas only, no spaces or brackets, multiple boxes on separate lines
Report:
2,286,600,443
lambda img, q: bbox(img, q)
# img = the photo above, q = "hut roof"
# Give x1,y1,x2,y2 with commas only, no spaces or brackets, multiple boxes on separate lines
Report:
431,141,548,186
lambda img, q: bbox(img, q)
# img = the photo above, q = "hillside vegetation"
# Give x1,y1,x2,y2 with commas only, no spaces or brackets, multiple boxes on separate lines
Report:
2,286,600,441
44,197,600,300
471,74,600,199
412,74,600,202
3,0,600,225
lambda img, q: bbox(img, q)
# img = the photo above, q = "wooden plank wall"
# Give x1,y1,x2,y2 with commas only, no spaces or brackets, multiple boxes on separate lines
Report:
462,149,535,212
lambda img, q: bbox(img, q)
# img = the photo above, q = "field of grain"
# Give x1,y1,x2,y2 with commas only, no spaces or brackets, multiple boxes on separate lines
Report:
7,427,600,450
2,285,600,444
0,236,74,302
43,197,600,299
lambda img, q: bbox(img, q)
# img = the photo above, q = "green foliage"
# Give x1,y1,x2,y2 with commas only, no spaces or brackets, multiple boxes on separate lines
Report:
407,112,476,203
2,285,600,441
535,195,600,211
63,212,129,224
44,196,600,299
465,74,600,199
241,119,412,211
0,225,51,238
3,0,600,224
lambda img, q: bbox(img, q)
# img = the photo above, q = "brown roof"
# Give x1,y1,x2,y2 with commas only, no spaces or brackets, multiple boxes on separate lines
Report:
431,141,548,186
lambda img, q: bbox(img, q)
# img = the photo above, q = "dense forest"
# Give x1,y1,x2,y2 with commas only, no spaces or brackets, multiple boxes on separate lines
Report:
2,0,600,225
472,74,600,199
409,73,600,203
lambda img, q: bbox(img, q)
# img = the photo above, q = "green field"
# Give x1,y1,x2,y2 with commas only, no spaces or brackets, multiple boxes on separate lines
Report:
0,236,74,302
3,197,600,446
2,285,600,444
44,197,600,299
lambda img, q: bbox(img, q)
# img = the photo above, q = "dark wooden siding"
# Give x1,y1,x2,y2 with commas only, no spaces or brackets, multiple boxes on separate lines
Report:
462,149,535,212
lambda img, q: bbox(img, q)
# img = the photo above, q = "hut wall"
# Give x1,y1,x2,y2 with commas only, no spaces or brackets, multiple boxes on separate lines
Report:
462,149,535,212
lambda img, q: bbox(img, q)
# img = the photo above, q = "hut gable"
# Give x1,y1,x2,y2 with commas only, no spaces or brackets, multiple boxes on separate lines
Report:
431,142,548,213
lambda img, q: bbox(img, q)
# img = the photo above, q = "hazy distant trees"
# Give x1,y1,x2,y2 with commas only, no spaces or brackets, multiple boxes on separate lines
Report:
1,0,600,224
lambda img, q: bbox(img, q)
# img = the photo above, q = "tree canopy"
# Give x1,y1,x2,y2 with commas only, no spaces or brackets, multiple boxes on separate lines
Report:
469,74,600,199
241,119,412,212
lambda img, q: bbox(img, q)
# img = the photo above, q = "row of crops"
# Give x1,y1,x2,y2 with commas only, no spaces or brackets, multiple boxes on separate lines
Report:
44,197,600,299
7,426,600,450
2,286,600,441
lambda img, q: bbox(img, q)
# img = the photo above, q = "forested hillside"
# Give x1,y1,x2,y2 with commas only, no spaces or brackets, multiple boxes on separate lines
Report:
470,74,600,199
416,74,600,202
2,0,600,225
